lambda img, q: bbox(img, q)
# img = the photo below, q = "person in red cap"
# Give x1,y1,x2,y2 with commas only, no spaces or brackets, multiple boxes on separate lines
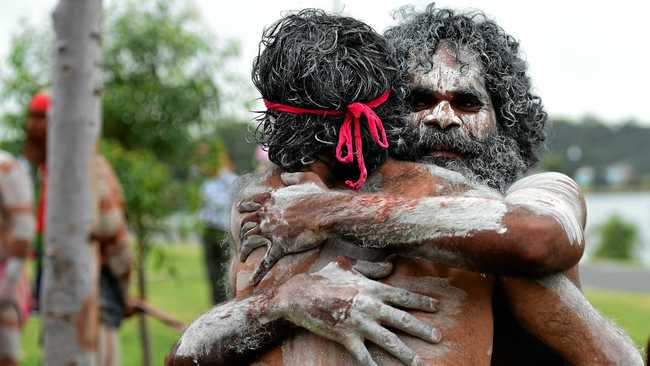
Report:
0,92,46,365
25,92,133,366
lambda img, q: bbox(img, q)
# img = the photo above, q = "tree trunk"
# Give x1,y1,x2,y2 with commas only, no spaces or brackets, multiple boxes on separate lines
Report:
42,0,103,364
137,233,152,366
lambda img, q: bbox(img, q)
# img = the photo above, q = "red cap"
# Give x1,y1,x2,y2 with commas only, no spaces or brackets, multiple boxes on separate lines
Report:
29,92,50,113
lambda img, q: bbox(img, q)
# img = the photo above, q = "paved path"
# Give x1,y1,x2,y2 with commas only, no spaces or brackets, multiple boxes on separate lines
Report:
580,263,650,293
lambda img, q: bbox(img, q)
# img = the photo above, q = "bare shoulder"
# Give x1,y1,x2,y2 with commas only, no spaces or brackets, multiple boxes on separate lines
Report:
232,166,281,204
378,159,473,196
506,172,587,241
0,150,18,173
508,172,581,193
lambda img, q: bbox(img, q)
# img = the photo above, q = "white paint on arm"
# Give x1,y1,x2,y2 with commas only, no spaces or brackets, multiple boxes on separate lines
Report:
539,275,644,365
175,295,275,358
394,196,508,242
506,172,585,246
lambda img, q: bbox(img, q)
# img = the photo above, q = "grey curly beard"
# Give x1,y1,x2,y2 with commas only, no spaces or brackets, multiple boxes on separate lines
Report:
393,125,527,193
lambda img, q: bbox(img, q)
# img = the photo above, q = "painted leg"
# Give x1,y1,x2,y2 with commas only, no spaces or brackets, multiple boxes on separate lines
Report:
0,307,20,366
97,325,121,366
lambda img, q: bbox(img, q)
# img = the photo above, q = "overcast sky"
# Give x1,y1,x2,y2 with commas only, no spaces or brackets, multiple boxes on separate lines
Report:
1,0,649,124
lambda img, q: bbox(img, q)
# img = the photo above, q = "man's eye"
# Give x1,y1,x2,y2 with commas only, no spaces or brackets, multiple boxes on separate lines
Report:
410,92,437,112
453,94,483,111
412,100,429,111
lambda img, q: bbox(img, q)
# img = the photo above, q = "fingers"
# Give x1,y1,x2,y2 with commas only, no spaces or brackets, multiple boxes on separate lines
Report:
240,221,259,240
375,285,439,313
252,243,284,285
237,192,272,213
237,200,261,212
280,172,327,189
358,320,425,366
375,303,441,344
343,336,378,366
354,259,394,279
240,235,271,262
239,214,264,262
239,211,260,227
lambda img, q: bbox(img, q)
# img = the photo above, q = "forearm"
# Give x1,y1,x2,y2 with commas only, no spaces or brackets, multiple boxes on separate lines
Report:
310,192,577,276
166,294,291,365
501,274,643,365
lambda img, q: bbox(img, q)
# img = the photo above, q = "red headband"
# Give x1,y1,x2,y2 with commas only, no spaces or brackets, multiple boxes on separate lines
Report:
264,90,390,190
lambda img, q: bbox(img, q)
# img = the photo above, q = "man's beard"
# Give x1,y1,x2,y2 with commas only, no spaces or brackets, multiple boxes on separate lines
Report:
393,124,527,192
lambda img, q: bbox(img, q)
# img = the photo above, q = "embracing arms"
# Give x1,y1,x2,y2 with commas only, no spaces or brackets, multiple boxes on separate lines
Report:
167,172,442,366
167,259,440,366
240,171,586,283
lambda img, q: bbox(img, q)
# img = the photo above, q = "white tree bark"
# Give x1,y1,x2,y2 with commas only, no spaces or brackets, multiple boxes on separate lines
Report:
43,0,103,364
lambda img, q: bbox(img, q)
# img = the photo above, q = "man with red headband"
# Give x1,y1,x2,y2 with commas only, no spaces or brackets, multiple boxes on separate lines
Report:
26,92,132,366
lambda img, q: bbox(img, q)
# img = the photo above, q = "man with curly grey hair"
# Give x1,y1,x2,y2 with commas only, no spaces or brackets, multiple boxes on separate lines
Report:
167,5,643,366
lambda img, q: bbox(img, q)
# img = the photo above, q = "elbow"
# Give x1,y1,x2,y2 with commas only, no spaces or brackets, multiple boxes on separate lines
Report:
514,218,583,276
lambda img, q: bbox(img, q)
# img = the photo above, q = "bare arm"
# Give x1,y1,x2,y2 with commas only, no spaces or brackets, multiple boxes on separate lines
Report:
168,172,442,366
241,171,586,282
500,273,643,365
166,292,290,366
91,156,132,300
167,260,441,366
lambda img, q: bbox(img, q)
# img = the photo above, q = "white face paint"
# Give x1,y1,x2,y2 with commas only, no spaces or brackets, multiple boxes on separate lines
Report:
506,172,585,246
409,42,497,141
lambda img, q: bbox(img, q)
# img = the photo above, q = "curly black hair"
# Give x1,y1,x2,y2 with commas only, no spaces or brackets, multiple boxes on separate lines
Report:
252,9,409,182
385,4,547,169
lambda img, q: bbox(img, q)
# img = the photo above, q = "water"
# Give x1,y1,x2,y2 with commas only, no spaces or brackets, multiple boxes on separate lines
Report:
584,192,650,266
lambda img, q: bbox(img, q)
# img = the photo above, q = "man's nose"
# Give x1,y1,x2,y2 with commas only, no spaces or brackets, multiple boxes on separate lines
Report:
422,101,461,130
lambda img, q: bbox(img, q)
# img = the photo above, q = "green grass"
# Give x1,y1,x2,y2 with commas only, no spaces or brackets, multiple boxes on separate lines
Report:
584,288,650,349
21,245,650,364
23,244,211,366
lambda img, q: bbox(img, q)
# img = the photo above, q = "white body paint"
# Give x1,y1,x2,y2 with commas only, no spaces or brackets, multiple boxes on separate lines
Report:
396,196,508,242
539,275,643,365
175,295,271,358
506,172,585,246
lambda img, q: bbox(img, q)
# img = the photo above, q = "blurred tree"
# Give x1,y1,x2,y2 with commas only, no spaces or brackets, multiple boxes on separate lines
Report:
545,118,650,189
0,0,249,236
1,1,249,364
0,24,52,151
593,214,640,262
215,120,258,174
540,152,566,173
1,0,244,173
42,0,102,364
102,0,241,171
